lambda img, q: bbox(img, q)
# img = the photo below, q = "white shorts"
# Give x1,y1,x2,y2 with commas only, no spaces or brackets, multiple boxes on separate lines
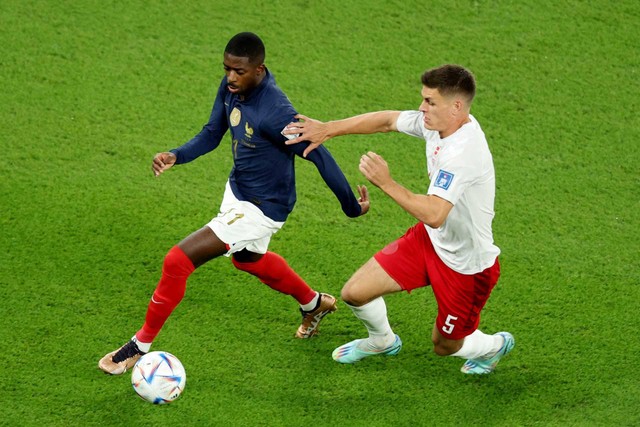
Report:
207,181,284,256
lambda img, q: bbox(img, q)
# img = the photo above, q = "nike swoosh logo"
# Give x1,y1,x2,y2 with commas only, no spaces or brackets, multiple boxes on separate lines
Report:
151,295,164,304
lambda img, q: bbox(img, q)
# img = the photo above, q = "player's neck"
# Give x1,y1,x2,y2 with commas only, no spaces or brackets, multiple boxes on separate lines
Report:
238,73,267,101
439,114,471,139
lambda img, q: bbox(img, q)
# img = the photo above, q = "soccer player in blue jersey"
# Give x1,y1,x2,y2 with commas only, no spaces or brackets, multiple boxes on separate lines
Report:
99,32,369,375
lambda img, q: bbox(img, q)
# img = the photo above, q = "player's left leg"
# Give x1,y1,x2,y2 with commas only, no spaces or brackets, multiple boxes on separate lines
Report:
209,181,337,338
232,250,317,305
432,324,505,358
430,319,513,375
430,258,514,374
231,251,336,338
457,330,514,375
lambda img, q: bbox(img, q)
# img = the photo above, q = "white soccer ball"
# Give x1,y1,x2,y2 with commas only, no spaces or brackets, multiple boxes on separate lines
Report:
131,351,186,404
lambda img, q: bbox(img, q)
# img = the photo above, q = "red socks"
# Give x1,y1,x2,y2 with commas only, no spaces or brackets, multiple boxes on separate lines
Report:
232,252,316,305
136,246,195,343
135,248,313,344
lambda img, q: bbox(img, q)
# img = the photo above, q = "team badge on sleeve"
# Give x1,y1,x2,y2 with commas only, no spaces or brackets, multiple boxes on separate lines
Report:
435,170,454,190
281,124,300,140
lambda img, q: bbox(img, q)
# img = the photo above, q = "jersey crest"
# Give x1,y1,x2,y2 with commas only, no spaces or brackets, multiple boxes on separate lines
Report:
434,170,454,190
230,108,241,127
244,122,254,139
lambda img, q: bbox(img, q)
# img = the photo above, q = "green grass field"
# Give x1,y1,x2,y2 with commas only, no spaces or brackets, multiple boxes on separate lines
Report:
2,0,639,425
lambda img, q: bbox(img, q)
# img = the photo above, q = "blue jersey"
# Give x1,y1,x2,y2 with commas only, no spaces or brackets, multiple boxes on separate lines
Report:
170,69,361,222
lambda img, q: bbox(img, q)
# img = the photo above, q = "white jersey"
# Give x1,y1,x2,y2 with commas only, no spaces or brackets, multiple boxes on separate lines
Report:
396,111,500,274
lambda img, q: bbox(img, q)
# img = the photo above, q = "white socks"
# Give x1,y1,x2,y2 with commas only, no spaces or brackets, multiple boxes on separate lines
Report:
451,329,503,359
347,298,502,359
348,297,396,349
300,292,320,312
132,336,152,353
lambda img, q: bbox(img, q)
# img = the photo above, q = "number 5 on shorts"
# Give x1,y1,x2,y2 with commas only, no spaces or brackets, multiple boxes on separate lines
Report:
442,314,458,334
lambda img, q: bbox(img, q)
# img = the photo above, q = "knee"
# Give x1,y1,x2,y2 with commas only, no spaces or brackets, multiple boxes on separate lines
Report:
231,253,267,276
231,256,250,272
340,283,369,307
233,250,264,264
163,249,179,270
163,246,195,276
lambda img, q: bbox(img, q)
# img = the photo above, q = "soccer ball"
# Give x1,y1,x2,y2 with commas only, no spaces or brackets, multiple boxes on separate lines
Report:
131,351,186,404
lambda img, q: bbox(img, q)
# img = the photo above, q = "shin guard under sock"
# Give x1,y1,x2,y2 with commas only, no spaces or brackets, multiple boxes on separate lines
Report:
348,298,396,349
136,245,195,343
451,329,503,359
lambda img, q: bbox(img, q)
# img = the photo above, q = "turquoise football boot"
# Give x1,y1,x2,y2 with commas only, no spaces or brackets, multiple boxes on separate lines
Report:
332,335,402,364
461,332,515,375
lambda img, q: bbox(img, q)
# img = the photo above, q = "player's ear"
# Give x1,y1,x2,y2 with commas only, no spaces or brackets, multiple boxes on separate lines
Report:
452,98,464,115
255,63,266,75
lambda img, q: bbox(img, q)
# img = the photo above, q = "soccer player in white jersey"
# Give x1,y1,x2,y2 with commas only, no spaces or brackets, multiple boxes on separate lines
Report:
283,64,514,374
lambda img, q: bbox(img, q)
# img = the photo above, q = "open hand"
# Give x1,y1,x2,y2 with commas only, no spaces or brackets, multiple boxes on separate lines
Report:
282,114,329,158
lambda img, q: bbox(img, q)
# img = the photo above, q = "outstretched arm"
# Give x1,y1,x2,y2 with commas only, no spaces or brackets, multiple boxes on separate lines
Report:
289,141,369,218
283,111,401,157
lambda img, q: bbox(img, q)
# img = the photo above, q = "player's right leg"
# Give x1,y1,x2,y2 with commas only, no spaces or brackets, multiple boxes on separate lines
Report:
98,227,227,375
332,258,404,363
333,225,431,364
